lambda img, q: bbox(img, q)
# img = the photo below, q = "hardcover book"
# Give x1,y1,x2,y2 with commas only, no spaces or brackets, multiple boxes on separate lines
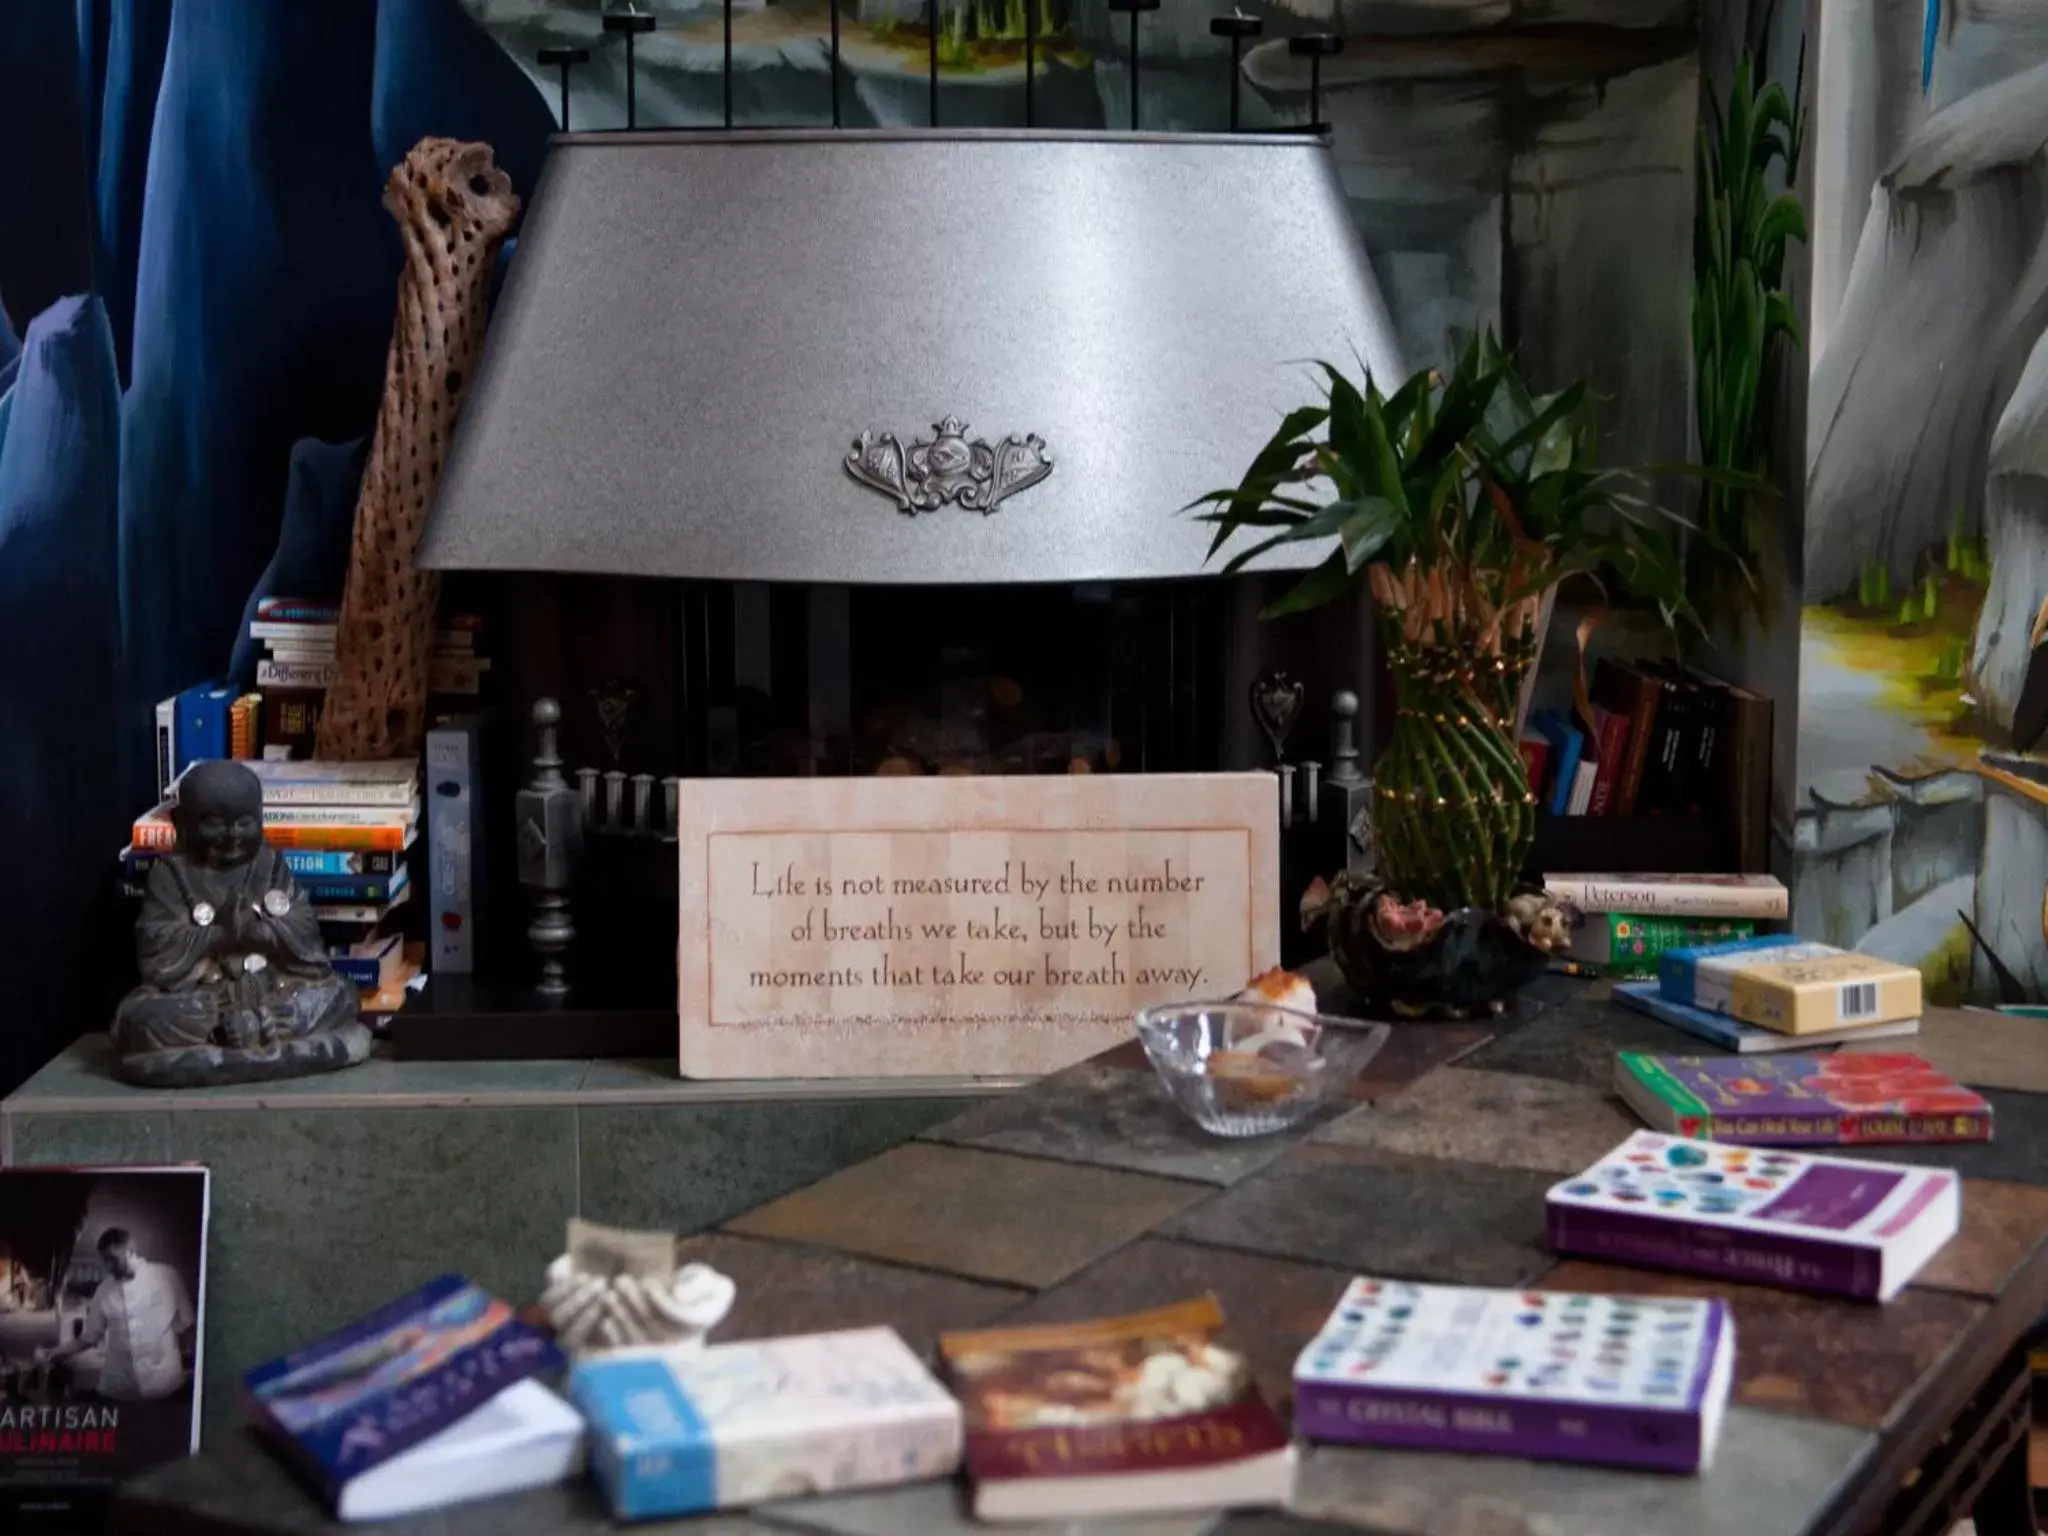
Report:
1614,980,1920,1054
1293,1278,1734,1474
242,1275,565,1520
1541,874,1788,920
1615,1052,1992,1146
0,1167,211,1525
1546,1131,1960,1301
1567,914,1754,977
1660,936,1922,1033
572,1326,962,1522
938,1298,1294,1522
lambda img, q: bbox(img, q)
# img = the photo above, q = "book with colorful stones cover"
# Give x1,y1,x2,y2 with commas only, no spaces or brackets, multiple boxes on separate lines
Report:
1293,1278,1734,1474
1614,1052,1993,1146
1546,1131,1960,1301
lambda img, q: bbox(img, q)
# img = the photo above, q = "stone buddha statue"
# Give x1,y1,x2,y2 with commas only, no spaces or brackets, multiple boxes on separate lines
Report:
112,760,372,1087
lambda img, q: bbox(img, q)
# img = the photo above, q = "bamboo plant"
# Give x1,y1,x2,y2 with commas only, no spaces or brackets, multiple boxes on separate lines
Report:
1691,44,1806,624
1191,334,1701,916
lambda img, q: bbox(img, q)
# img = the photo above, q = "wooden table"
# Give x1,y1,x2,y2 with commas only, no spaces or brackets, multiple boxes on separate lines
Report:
119,971,2048,1535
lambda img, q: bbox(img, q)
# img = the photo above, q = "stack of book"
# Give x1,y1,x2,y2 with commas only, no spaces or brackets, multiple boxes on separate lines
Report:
1517,661,1773,871
1543,873,1789,981
125,759,424,1013
248,596,488,759
1611,931,1924,1053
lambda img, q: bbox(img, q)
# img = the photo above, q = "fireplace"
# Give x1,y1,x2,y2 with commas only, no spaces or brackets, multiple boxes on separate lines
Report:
400,127,1402,1054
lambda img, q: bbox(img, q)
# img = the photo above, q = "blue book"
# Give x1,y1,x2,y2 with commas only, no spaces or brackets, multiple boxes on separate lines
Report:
1532,709,1584,817
299,865,410,907
174,681,236,771
242,1275,564,1514
1613,981,1919,1054
126,846,402,878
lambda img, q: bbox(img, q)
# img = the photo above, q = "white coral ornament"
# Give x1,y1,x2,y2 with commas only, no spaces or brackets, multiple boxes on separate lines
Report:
539,1218,736,1355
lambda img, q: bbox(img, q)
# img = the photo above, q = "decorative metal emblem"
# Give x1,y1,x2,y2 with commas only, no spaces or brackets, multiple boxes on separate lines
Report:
1250,672,1305,764
262,889,292,918
844,417,1053,515
590,679,636,767
190,901,216,929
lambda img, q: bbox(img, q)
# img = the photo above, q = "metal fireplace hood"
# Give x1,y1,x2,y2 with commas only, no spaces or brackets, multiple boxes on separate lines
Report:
418,129,1405,587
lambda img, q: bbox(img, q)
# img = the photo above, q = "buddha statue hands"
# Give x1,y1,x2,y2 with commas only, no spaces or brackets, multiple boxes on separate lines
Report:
112,760,373,1087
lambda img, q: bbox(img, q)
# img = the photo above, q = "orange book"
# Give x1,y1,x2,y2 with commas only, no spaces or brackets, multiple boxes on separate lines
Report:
131,803,415,854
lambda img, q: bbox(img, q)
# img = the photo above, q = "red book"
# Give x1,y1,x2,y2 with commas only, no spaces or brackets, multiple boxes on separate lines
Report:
940,1298,1295,1522
1587,704,1633,816
1518,732,1551,800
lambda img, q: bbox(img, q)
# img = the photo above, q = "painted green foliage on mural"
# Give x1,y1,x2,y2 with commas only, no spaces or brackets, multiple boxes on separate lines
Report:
1692,37,1808,626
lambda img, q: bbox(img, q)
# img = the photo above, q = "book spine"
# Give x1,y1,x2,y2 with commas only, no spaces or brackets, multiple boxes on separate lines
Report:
1544,879,1789,919
328,954,392,989
1293,1382,1701,1473
1546,1202,1878,1299
154,697,178,799
254,600,340,623
266,824,411,852
313,901,396,924
261,804,415,826
1588,708,1630,816
300,875,404,904
252,620,476,649
258,656,484,693
1582,917,1755,973
426,723,480,974
254,780,419,808
133,818,175,853
261,689,324,759
1614,676,1659,816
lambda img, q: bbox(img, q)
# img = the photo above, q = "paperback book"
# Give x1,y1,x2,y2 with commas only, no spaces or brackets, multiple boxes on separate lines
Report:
572,1326,961,1522
242,1275,569,1521
1547,1131,1960,1301
1660,935,1922,1033
938,1298,1294,1522
1293,1278,1734,1473
1615,1052,1992,1146
234,759,420,808
1613,981,1919,1054
0,1168,211,1525
1540,874,1787,920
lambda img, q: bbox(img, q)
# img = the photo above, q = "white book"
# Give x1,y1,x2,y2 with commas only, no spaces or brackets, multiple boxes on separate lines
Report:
1294,1278,1734,1473
572,1327,962,1522
239,758,420,807
1567,757,1598,816
1547,1131,1960,1301
334,1378,584,1523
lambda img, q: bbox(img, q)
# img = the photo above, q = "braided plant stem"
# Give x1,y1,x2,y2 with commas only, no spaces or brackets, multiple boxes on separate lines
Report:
1373,634,1539,915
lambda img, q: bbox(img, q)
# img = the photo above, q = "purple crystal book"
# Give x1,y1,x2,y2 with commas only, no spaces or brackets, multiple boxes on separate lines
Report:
1293,1278,1734,1474
1546,1132,1960,1301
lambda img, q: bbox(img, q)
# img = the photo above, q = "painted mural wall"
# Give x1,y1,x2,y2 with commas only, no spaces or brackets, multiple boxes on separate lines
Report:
1793,0,2048,1003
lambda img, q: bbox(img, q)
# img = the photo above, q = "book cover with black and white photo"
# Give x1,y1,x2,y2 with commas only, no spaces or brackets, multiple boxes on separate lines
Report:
0,1167,210,1521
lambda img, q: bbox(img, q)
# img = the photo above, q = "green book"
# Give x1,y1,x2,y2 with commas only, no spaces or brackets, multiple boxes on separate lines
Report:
1566,914,1755,978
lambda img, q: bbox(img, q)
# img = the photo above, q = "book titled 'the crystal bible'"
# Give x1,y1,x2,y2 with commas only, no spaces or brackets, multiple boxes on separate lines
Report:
0,1167,211,1527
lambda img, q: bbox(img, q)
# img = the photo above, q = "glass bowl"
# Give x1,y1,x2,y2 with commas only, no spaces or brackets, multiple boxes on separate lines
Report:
1135,1001,1392,1138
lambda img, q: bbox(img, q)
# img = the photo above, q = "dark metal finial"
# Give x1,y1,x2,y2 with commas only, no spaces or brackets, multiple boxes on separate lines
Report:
603,8,658,130
537,46,590,131
1209,13,1261,132
1328,688,1365,785
1109,0,1161,132
1288,33,1343,135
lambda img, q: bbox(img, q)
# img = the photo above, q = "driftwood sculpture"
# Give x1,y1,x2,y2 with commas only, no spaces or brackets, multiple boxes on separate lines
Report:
316,138,520,761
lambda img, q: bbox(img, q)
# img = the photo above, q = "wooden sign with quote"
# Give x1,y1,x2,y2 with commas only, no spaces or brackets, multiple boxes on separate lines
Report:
676,774,1279,1079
